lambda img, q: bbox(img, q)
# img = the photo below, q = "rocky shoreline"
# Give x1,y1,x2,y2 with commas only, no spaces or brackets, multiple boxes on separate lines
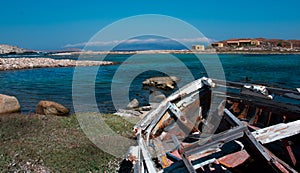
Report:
0,58,116,71
0,44,29,54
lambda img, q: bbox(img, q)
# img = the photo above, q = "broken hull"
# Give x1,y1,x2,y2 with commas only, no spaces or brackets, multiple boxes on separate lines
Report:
123,77,300,173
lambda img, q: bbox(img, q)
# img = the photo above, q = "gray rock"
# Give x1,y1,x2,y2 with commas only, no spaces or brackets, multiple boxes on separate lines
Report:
126,99,139,109
0,94,21,114
36,101,69,116
114,109,142,117
137,106,152,111
142,76,180,90
149,91,166,103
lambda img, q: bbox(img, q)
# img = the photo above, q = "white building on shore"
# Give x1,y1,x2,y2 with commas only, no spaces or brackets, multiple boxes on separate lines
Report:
191,45,205,51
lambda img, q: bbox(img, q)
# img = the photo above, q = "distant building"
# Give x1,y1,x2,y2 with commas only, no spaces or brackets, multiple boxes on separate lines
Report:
210,38,300,51
226,40,240,47
239,40,252,46
191,45,205,51
211,42,224,48
225,39,260,47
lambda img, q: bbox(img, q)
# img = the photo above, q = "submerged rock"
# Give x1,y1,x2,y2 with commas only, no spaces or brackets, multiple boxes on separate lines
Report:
36,101,69,116
0,94,21,114
142,76,180,90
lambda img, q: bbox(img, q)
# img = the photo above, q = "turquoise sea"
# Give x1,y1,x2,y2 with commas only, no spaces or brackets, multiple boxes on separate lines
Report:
0,54,299,113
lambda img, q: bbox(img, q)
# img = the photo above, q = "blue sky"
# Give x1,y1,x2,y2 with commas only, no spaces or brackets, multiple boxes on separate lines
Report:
0,0,299,50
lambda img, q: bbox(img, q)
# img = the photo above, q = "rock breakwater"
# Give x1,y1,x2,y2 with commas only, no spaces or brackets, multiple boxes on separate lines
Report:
0,58,115,71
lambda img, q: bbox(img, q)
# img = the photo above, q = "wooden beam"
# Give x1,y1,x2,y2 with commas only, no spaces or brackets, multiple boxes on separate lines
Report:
252,119,300,144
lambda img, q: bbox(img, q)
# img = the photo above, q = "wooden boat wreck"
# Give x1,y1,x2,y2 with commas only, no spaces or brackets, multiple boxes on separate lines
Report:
121,77,300,173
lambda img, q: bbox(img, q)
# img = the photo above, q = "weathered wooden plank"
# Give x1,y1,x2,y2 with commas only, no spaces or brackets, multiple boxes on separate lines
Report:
252,119,300,144
139,138,157,173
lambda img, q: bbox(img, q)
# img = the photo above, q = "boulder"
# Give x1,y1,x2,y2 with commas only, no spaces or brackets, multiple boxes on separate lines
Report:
36,101,69,116
0,94,21,114
126,99,139,109
142,76,180,90
149,91,166,103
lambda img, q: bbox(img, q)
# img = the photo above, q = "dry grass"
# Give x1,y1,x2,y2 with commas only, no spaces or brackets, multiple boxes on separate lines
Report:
0,113,136,172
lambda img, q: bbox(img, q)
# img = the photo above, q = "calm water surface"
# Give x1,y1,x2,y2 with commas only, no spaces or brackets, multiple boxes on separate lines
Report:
0,54,299,113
